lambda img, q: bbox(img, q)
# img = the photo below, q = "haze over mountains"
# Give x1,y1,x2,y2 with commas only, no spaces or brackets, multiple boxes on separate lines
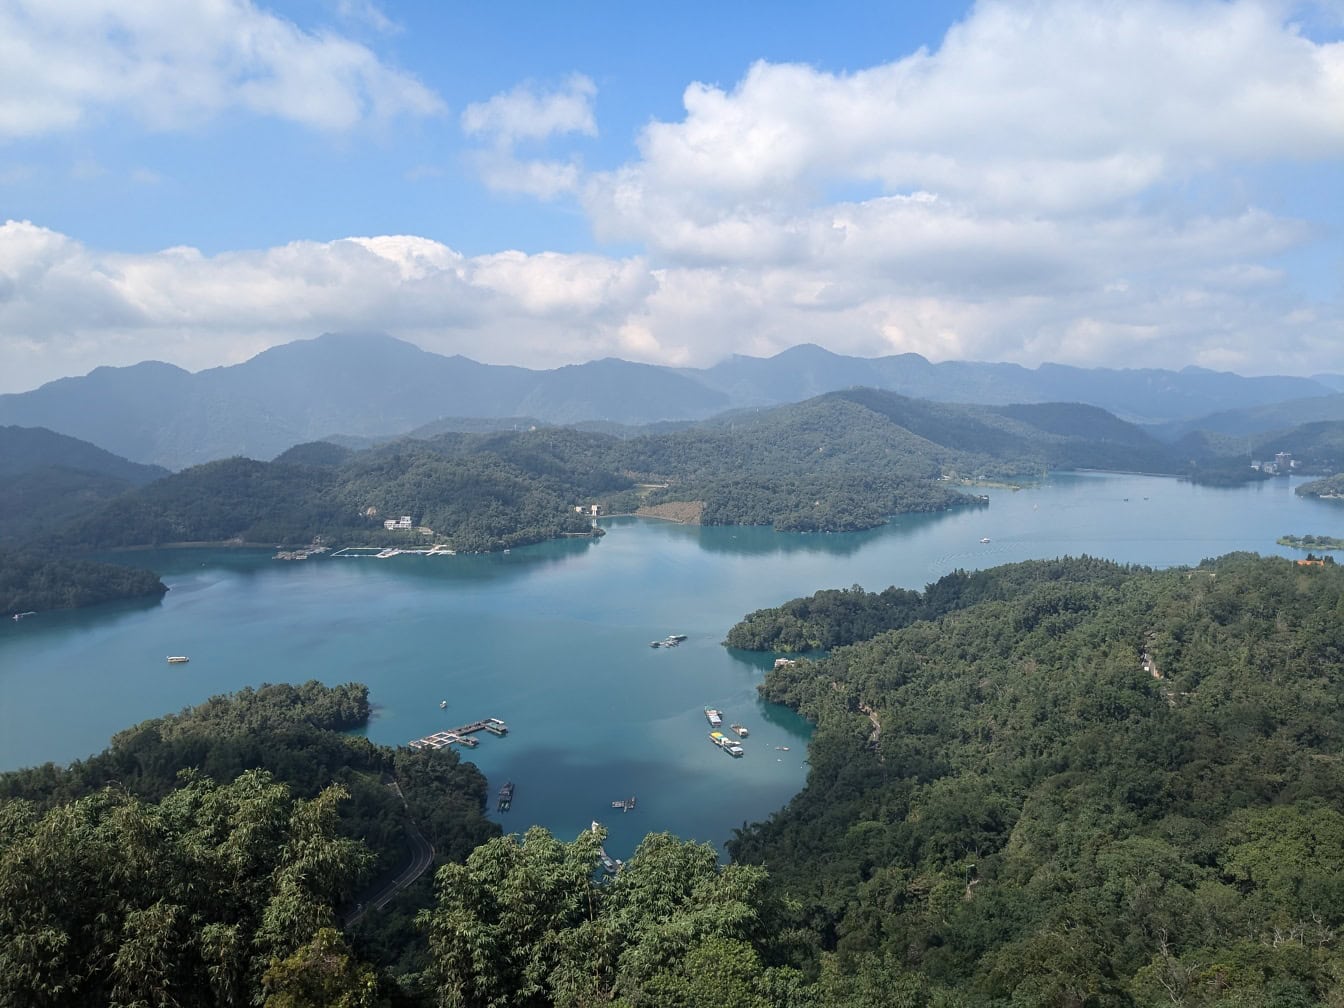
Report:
1,332,1339,470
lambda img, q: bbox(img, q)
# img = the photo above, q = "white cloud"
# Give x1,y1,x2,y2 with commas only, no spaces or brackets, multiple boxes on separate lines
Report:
585,0,1344,253
0,216,1337,395
0,0,443,138
1,1,1341,393
462,75,597,145
462,75,597,199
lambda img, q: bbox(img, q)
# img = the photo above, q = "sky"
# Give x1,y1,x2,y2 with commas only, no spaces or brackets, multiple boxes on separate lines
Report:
0,0,1341,394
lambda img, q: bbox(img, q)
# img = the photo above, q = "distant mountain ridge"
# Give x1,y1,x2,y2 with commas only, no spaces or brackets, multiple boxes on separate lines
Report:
0,332,1332,469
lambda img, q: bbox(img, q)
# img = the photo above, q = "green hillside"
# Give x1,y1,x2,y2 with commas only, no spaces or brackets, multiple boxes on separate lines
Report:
728,553,1344,1005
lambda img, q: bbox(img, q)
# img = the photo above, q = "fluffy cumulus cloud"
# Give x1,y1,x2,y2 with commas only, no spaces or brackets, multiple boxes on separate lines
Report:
0,0,442,136
462,75,598,199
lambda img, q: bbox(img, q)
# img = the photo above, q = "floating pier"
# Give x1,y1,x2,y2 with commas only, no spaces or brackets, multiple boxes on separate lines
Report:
611,795,637,812
409,717,509,751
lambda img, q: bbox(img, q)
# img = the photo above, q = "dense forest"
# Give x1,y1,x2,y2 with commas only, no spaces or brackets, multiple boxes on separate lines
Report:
0,681,499,1003
0,546,167,616
726,554,1344,1005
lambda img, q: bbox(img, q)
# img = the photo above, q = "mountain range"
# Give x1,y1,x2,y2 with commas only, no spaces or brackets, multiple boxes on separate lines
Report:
0,332,1336,470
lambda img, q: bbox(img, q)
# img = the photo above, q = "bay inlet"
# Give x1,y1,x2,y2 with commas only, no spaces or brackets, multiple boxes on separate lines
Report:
1,471,1338,858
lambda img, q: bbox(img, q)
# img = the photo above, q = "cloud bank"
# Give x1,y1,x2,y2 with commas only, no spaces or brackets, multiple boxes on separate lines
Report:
0,0,1340,393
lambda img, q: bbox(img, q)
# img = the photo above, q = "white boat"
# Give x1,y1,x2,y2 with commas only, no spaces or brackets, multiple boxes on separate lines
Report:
439,700,448,709
704,708,723,727
166,656,190,664
980,537,991,543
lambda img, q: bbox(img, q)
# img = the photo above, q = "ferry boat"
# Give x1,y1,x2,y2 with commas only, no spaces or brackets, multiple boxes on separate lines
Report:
166,656,190,664
704,707,723,727
497,781,514,812
709,731,745,757
730,724,749,737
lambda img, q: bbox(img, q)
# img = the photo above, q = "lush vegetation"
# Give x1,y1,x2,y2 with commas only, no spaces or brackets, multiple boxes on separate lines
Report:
726,553,1344,1005
724,561,1115,652
0,681,500,1002
19,387,1229,557
0,546,166,615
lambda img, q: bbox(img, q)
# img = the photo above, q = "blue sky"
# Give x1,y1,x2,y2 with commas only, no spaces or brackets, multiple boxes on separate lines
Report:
1,0,1341,393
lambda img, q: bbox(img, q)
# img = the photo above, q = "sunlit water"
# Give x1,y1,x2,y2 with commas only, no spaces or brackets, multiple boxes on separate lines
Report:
2,472,1339,857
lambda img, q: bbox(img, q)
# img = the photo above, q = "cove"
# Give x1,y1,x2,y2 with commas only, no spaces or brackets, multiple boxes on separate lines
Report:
1,471,1339,858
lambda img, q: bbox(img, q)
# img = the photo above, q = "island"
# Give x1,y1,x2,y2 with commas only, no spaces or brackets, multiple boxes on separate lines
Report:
1278,533,1344,551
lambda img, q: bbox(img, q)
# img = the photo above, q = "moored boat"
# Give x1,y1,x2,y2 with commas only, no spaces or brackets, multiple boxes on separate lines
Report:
709,731,745,757
704,707,723,727
166,656,189,664
730,723,749,737
497,781,514,812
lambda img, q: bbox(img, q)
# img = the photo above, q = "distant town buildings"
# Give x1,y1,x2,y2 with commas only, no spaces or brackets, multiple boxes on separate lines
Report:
1251,451,1297,475
383,515,414,530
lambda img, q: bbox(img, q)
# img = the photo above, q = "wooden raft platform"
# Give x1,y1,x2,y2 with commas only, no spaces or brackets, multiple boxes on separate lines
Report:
409,717,509,751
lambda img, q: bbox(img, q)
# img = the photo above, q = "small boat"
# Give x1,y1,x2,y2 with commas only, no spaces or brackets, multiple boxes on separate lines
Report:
980,537,991,543
666,634,687,642
439,700,448,709
166,656,190,664
709,731,745,757
649,641,662,648
497,781,514,812
775,746,790,751
704,708,723,727
730,724,749,737
11,611,36,621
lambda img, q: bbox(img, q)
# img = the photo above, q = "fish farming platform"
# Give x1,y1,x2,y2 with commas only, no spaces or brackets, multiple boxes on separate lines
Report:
409,717,509,751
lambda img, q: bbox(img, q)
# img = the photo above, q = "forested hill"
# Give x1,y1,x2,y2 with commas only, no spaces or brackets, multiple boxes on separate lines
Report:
34,388,1200,552
0,681,499,1002
0,425,170,545
728,553,1344,1005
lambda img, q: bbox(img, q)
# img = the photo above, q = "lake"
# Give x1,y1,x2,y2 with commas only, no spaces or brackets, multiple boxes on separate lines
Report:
2,471,1340,859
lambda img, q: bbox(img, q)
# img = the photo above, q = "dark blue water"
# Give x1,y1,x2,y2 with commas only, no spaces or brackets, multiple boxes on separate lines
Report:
2,472,1339,856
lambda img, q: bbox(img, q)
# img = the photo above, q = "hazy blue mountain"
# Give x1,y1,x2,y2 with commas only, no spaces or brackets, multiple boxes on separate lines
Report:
0,333,730,469
0,426,168,483
0,426,169,543
1148,393,1344,441
694,345,1332,422
0,332,1330,469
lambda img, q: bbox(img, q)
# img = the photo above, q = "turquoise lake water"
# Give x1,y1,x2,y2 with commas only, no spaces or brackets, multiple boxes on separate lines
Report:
2,471,1341,858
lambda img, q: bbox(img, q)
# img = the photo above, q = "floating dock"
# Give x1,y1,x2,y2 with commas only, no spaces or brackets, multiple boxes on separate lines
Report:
590,821,623,874
409,717,509,751
611,795,636,812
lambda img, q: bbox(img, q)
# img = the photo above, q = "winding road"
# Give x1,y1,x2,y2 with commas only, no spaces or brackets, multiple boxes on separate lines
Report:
344,780,435,927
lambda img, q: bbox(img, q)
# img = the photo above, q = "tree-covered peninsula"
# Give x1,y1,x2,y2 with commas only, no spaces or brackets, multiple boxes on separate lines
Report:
1298,472,1344,500
0,546,167,616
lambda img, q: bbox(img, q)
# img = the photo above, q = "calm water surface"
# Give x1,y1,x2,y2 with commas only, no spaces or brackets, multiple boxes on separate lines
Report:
2,472,1340,856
